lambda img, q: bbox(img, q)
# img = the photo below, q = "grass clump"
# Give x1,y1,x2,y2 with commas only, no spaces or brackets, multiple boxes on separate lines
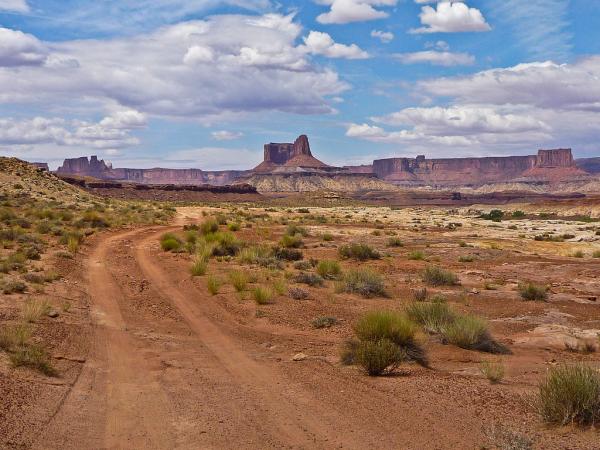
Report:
206,275,221,295
280,234,303,249
200,218,219,235
229,270,249,292
338,243,380,261
286,224,309,237
422,266,459,286
336,268,385,298
387,237,403,247
273,247,303,261
0,323,32,350
348,311,427,376
190,258,208,276
295,272,324,287
160,233,182,252
316,260,341,280
518,282,548,301
322,232,334,242
10,344,56,376
407,250,425,261
538,364,600,426
252,286,273,305
311,316,338,329
22,299,50,323
480,360,505,384
405,301,455,334
443,315,508,354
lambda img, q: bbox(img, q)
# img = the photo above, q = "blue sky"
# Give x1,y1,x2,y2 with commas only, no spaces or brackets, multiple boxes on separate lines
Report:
0,0,599,169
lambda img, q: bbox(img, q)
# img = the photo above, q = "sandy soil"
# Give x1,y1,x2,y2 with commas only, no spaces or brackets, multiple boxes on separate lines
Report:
3,205,600,449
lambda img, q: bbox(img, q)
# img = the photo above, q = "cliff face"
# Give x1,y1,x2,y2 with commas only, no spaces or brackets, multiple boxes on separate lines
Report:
373,149,587,185
56,156,247,186
576,157,600,174
255,135,328,172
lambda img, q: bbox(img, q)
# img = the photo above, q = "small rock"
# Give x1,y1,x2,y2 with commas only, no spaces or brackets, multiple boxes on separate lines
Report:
292,353,307,361
470,289,479,295
47,309,60,318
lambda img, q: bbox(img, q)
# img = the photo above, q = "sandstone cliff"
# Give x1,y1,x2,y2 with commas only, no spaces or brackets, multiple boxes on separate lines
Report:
254,135,329,172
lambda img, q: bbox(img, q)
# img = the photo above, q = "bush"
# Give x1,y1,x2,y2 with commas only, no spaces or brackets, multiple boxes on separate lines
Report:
67,235,80,254
422,266,459,286
355,339,407,376
2,280,26,295
480,209,504,222
480,361,505,384
405,301,455,334
22,299,50,323
289,287,309,300
316,260,341,280
538,364,600,426
190,258,208,276
273,247,303,261
338,243,380,261
286,224,309,237
160,233,182,252
273,279,287,295
206,275,221,295
280,234,303,249
311,316,338,329
295,272,324,287
229,270,248,292
200,219,219,235
443,315,509,354
0,323,31,351
9,344,56,376
322,233,334,242
387,237,403,248
407,250,425,261
519,282,548,301
412,288,428,302
337,269,385,298
458,255,475,263
252,286,273,305
238,245,271,265
227,222,241,232
354,311,417,347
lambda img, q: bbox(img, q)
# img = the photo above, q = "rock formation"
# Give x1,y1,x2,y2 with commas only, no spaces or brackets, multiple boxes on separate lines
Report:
254,135,329,172
56,156,111,178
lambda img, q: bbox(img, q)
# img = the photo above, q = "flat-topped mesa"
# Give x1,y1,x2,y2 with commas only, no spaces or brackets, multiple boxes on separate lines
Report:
373,149,585,185
56,156,112,178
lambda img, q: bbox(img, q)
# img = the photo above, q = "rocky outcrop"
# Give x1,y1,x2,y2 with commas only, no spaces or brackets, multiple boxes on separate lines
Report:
31,162,49,171
254,135,329,172
374,149,588,186
576,157,600,174
56,156,111,178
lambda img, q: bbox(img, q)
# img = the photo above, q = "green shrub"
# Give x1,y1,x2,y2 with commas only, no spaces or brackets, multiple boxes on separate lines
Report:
200,219,219,235
238,245,271,265
160,233,182,252
407,250,425,261
229,270,248,292
518,282,548,301
458,255,475,263
206,275,221,295
9,344,56,376
295,272,324,287
273,279,287,295
480,209,504,222
252,286,273,305
1,280,26,295
322,232,334,242
280,234,303,249
538,364,600,426
311,316,338,329
336,268,385,298
273,247,303,261
316,260,341,279
442,315,508,354
0,323,32,350
22,299,50,323
355,339,407,376
405,301,455,334
227,222,241,232
387,237,403,247
480,361,505,384
286,224,309,237
412,288,428,302
338,243,380,261
207,232,242,256
190,258,208,276
422,266,459,286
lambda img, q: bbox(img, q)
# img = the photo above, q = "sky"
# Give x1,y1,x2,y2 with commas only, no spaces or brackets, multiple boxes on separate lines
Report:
0,0,599,170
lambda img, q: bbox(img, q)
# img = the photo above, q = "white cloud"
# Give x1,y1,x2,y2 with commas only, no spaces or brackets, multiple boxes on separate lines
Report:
211,130,243,140
303,31,369,59
411,1,491,34
0,27,47,67
0,0,29,12
371,30,394,43
394,50,474,66
0,14,350,120
315,0,397,25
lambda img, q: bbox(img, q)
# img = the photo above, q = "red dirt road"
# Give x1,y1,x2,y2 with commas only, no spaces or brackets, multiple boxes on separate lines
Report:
30,223,595,449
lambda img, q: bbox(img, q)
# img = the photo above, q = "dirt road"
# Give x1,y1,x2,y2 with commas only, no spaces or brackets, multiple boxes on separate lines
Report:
30,223,551,449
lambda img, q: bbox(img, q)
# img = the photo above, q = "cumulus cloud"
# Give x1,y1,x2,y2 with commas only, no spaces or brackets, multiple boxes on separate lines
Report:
211,130,243,141
0,27,47,67
303,31,369,59
0,110,145,149
411,1,491,34
315,0,397,25
347,57,600,155
0,0,29,12
0,14,353,120
371,30,394,43
394,50,474,66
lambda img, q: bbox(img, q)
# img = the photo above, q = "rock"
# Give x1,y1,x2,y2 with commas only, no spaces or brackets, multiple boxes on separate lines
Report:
47,309,60,318
292,353,307,361
470,289,480,295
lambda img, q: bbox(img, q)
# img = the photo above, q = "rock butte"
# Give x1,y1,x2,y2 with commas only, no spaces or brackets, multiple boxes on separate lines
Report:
55,135,598,187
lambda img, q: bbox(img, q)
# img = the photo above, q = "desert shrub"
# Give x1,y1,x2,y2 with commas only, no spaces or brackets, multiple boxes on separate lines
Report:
289,287,309,300
280,234,303,249
593,250,600,258
227,222,241,232
322,233,334,242
206,275,221,295
518,282,548,301
67,235,80,254
184,230,198,244
572,250,585,258
293,260,312,271
9,344,56,376
238,245,271,265
200,219,219,235
407,250,425,261
0,323,32,350
355,339,407,376
338,243,380,261
316,260,341,280
229,270,249,292
340,339,359,365
422,266,459,286
458,255,475,263
252,286,273,305
273,247,303,261
480,209,504,222
412,288,428,302
387,237,403,248
443,315,509,354
216,215,228,226
160,233,182,252
405,301,456,334
207,232,241,256
312,316,338,329
286,224,309,237
2,280,26,295
336,268,385,298
295,272,324,287
480,361,505,384
272,279,287,295
538,364,600,426
512,210,526,219
190,258,208,276
22,299,50,323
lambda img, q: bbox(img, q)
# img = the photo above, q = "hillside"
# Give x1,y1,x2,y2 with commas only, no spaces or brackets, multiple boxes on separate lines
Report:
241,173,398,192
